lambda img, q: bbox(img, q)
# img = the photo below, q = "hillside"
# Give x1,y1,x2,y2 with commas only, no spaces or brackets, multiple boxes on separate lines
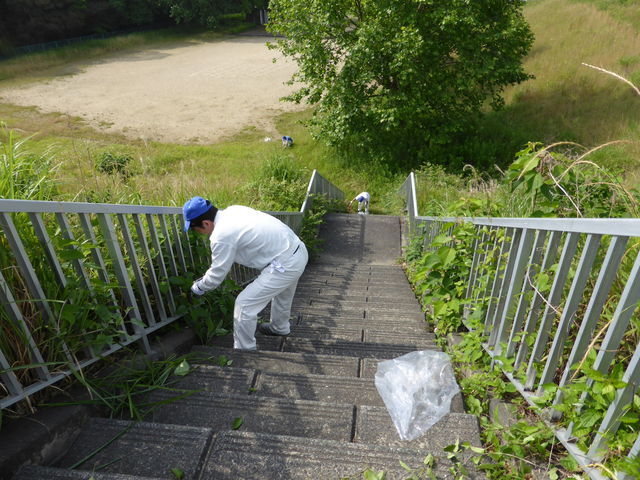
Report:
485,0,640,182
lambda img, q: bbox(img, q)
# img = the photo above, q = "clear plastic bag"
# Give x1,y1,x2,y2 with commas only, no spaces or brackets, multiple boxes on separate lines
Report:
374,350,460,441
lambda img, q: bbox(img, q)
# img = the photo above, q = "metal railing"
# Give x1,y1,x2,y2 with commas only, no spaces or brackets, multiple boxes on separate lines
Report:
401,172,640,480
300,169,345,215
0,170,343,410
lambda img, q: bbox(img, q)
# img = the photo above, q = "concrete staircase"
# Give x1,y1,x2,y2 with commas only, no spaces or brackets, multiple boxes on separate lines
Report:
13,214,482,479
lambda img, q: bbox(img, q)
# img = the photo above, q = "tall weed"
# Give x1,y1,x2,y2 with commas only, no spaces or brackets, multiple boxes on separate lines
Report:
0,125,59,200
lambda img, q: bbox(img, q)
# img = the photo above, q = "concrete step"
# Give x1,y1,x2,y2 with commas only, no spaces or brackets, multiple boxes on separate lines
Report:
254,370,383,405
13,466,163,480
300,278,411,289
305,263,406,272
294,307,424,322
209,325,436,352
295,290,418,304
170,364,385,406
146,390,355,441
295,308,425,323
295,286,418,301
191,345,360,376
296,314,427,334
53,418,211,479
356,408,481,450
300,272,410,284
282,338,432,358
186,350,467,413
201,431,475,479
294,298,423,314
290,324,437,345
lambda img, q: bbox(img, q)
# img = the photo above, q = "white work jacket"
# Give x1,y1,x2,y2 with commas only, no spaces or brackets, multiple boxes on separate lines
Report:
198,205,301,292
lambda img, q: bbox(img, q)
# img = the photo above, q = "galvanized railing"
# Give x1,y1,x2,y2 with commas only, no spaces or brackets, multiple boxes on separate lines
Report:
300,169,345,215
401,172,640,480
0,170,343,410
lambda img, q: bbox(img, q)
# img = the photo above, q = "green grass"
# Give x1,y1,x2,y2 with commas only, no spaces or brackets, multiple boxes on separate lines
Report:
479,0,640,182
0,108,405,214
574,0,640,31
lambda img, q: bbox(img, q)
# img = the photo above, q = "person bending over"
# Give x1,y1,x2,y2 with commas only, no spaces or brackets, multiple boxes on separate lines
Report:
184,197,308,350
349,192,370,214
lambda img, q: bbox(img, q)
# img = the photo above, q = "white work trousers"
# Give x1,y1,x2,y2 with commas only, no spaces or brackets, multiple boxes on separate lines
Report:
233,243,308,349
358,200,369,214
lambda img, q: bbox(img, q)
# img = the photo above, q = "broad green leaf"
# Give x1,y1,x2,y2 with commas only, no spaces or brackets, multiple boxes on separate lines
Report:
232,417,244,430
363,469,385,480
174,360,190,376
170,468,184,479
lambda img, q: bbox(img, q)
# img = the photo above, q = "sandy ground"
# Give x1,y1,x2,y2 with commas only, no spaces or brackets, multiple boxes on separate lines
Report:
0,33,304,143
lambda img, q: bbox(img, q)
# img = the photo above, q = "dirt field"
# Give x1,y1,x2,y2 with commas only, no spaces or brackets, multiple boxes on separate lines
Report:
0,34,304,144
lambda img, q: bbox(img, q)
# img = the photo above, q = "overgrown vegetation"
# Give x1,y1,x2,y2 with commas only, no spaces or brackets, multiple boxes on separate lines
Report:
404,146,640,478
0,126,332,426
268,0,534,170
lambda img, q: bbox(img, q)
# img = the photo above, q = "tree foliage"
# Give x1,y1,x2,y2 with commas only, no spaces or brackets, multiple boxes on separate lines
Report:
268,0,535,169
156,0,261,28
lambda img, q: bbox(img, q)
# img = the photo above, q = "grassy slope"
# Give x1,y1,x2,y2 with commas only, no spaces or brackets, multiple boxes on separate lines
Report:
1,1,638,213
487,0,640,180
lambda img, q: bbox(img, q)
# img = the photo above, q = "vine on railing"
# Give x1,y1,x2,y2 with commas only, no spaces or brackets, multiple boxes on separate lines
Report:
401,171,640,480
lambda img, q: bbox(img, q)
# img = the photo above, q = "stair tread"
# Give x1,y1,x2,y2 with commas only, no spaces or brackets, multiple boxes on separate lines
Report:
146,390,355,441
54,418,210,479
202,430,482,479
13,466,164,480
191,345,359,376
283,338,436,358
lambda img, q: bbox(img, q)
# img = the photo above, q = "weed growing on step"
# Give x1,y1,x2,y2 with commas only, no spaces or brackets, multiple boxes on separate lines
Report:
44,352,206,420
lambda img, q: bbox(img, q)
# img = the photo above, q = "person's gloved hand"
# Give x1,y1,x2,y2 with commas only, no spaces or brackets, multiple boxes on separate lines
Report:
190,279,205,296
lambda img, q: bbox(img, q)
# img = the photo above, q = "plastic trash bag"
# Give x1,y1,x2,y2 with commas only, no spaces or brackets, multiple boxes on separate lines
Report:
374,350,460,441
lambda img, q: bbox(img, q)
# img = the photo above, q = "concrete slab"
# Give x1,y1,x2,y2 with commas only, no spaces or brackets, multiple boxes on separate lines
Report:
146,391,354,441
355,407,482,451
316,214,402,266
295,288,418,302
288,325,364,341
300,272,410,283
283,338,422,359
13,466,164,480
255,371,383,406
190,346,359,376
201,431,462,479
55,418,211,479
300,299,423,314
363,331,438,348
169,365,255,392
296,314,427,334
208,334,283,351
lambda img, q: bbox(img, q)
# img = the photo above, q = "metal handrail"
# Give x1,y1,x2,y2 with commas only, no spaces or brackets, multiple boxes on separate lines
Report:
400,172,639,480
0,171,343,410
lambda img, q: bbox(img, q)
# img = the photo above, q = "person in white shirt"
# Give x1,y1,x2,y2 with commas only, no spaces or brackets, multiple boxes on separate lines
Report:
183,197,308,350
349,192,370,214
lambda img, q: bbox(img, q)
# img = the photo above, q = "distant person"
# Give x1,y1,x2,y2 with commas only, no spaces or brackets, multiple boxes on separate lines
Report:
281,135,294,147
183,197,308,350
349,192,370,215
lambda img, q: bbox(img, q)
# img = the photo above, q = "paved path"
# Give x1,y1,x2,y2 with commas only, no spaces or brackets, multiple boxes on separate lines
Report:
14,214,481,479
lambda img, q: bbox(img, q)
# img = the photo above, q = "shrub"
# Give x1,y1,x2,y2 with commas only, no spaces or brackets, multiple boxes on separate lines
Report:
96,151,133,178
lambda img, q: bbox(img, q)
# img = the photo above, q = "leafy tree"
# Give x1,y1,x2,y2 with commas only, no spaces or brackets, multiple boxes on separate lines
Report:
267,0,534,169
156,0,260,27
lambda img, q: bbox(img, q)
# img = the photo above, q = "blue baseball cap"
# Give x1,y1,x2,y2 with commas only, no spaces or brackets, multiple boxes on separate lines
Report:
183,196,213,232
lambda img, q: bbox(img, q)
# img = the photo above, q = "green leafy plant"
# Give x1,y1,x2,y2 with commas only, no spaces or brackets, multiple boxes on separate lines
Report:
44,352,203,420
96,151,133,179
406,222,475,337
